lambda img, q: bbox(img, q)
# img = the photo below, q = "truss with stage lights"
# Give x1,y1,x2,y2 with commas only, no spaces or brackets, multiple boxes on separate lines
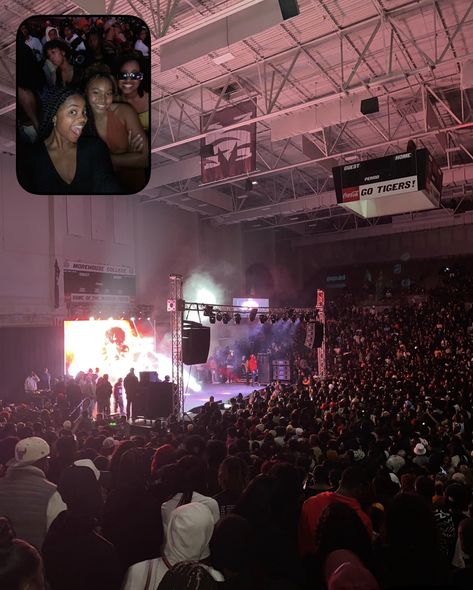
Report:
168,277,326,417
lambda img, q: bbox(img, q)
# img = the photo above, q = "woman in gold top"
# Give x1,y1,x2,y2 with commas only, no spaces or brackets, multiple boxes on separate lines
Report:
115,54,149,133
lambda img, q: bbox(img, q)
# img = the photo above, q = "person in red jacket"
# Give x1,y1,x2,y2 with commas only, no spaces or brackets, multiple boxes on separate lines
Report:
298,466,373,557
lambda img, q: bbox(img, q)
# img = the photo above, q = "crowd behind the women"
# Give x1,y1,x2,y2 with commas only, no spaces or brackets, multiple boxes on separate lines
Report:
17,16,150,194
1,279,473,590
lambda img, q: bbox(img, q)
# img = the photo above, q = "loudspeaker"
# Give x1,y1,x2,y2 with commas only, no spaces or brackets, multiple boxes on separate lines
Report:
360,97,379,115
257,353,270,384
146,382,173,419
140,371,158,383
183,322,210,365
279,0,299,20
314,322,324,348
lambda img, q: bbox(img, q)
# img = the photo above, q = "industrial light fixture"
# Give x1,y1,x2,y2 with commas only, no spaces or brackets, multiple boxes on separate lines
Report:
216,311,223,322
234,313,241,324
203,305,213,317
209,315,216,324
249,308,258,322
260,314,267,324
222,312,231,324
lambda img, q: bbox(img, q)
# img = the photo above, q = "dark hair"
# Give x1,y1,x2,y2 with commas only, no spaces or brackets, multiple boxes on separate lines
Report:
210,514,252,573
43,39,71,60
116,53,148,97
38,87,85,139
159,561,219,590
384,493,440,555
218,456,248,493
58,465,102,519
0,517,44,590
314,502,374,570
116,447,150,491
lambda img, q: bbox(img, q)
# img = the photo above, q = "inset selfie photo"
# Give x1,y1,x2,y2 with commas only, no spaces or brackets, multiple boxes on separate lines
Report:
16,15,151,195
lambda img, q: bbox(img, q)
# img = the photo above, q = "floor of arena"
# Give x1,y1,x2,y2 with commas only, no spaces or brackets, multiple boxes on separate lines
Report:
183,382,258,413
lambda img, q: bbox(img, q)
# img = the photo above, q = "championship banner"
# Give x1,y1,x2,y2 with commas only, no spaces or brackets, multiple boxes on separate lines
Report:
201,100,257,183
332,148,442,218
64,260,136,306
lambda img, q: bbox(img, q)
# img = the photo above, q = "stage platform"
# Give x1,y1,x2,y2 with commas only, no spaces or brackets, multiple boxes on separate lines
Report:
183,382,259,413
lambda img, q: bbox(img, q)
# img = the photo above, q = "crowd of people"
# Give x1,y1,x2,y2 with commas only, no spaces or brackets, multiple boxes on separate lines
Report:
1,280,473,589
16,16,150,194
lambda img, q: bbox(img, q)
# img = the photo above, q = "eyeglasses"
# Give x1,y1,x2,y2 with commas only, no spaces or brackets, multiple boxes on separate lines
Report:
117,72,143,81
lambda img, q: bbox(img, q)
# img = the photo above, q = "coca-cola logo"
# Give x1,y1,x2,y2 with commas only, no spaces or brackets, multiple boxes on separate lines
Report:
342,187,359,202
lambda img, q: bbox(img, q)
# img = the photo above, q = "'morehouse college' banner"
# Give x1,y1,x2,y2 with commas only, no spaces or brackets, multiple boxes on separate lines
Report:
332,148,443,218
201,100,257,183
63,261,136,305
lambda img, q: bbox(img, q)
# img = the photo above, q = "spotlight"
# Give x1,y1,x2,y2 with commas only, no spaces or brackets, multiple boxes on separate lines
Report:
222,313,230,324
305,313,313,322
203,305,213,317
216,311,223,322
245,178,253,192
234,313,241,325
249,308,258,322
209,314,216,324
260,314,267,324
147,317,151,321
130,316,135,321
270,314,278,323
89,316,94,321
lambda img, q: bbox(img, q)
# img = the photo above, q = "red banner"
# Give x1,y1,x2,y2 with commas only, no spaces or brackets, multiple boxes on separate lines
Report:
201,100,257,183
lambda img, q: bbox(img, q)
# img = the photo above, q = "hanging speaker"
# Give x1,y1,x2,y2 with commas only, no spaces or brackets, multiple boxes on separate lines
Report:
278,0,299,20
183,322,211,365
314,322,324,348
360,97,379,115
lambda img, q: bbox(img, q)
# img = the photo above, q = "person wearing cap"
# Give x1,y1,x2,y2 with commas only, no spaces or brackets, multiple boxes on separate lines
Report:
298,466,373,557
0,437,67,550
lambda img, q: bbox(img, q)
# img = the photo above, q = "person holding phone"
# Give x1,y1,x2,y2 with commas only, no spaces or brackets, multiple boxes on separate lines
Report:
18,87,122,195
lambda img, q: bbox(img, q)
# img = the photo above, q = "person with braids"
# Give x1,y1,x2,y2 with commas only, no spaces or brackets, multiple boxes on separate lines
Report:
83,69,149,193
17,87,122,195
0,517,45,590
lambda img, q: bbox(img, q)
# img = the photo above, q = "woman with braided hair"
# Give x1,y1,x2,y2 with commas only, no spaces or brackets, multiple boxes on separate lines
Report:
17,87,122,195
0,517,45,590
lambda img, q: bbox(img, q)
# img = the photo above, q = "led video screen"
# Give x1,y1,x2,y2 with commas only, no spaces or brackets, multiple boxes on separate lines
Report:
64,319,156,383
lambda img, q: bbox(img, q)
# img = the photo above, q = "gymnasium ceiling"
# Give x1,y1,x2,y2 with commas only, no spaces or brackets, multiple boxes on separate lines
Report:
1,0,473,241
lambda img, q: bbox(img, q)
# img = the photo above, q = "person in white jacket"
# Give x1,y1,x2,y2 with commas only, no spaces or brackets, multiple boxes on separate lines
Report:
121,502,223,590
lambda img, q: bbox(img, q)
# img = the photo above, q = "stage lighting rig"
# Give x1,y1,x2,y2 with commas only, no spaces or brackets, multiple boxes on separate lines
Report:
203,305,213,317
234,313,241,325
216,311,223,322
222,313,230,324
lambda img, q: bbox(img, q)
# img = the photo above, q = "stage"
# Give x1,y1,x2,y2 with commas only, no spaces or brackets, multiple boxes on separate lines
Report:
183,382,259,413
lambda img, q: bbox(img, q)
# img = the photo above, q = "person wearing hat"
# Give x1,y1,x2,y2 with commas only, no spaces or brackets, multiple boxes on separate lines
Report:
413,443,429,468
0,437,66,550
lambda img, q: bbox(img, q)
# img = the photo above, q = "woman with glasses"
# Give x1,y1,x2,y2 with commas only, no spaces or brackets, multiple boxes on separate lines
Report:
115,54,149,133
84,70,149,193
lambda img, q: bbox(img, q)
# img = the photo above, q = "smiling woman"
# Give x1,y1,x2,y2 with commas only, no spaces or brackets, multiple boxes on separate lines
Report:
17,87,123,195
83,71,149,193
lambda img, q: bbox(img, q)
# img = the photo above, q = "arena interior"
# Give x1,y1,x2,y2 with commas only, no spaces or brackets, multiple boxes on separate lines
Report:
1,1,473,589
